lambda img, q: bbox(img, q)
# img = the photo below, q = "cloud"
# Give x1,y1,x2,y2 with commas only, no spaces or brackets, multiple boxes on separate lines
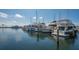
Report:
15,14,23,18
0,12,8,18
39,17,43,19
13,20,17,23
33,16,43,20
33,16,36,19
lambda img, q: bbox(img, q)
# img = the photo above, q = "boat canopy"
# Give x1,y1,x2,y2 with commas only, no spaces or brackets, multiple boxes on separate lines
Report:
57,19,74,27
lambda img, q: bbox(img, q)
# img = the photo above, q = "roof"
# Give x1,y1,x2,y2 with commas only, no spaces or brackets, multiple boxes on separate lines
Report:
49,19,75,26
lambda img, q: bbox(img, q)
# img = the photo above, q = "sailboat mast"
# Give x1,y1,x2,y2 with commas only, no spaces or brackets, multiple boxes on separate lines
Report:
59,11,61,20
66,9,69,19
36,9,38,23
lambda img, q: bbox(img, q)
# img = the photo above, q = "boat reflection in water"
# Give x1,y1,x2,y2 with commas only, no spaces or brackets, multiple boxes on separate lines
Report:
22,28,77,50
22,29,51,42
52,35,76,50
0,28,77,50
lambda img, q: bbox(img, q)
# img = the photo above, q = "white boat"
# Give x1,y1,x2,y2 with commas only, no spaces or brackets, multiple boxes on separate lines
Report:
32,23,51,33
76,26,79,32
22,25,35,31
23,23,51,33
40,28,51,33
49,19,76,37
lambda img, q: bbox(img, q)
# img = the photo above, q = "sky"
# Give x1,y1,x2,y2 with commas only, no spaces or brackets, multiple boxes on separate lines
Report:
0,9,79,26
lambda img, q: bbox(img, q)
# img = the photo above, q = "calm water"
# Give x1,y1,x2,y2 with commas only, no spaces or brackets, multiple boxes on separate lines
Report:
0,28,79,50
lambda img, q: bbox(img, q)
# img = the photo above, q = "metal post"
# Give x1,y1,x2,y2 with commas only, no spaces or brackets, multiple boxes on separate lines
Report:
57,28,59,50
36,9,40,42
36,9,37,23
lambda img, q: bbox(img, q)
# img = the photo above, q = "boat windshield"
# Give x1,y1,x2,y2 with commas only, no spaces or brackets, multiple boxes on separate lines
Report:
59,27,65,31
67,26,73,30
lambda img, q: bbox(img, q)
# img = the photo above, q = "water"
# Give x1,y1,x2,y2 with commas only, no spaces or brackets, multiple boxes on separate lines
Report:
0,28,79,50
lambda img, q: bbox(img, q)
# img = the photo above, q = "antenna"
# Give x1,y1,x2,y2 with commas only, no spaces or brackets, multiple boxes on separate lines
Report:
30,16,32,25
53,12,56,21
59,11,61,20
43,17,44,23
67,9,69,19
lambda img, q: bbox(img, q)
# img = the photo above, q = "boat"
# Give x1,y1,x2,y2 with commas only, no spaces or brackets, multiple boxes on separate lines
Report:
34,23,51,33
76,26,79,32
23,23,51,33
49,19,77,37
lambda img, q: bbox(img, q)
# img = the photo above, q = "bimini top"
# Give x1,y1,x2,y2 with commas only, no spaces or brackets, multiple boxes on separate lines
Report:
56,19,74,27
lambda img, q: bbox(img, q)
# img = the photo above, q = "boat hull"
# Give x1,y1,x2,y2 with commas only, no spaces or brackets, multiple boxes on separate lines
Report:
52,31,76,37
